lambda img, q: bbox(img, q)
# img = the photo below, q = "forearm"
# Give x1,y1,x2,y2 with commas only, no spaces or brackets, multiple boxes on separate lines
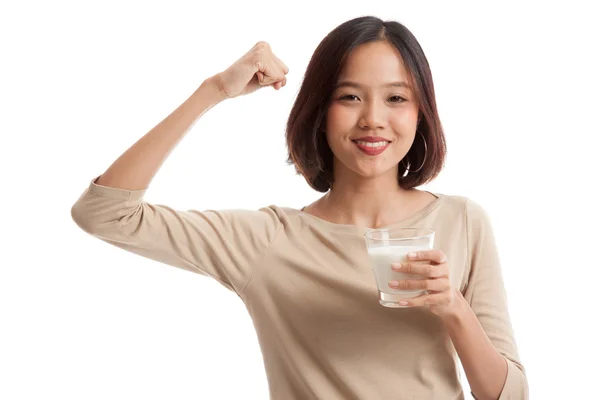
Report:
96,76,227,191
442,293,508,400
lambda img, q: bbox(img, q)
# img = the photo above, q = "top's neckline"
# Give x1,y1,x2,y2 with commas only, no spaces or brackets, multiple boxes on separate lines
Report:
294,191,444,233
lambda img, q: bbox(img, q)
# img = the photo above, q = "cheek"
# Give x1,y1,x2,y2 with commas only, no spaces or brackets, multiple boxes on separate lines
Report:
389,113,412,131
326,104,355,130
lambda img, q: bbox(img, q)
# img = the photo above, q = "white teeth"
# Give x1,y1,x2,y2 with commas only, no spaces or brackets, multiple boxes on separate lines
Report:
355,140,388,147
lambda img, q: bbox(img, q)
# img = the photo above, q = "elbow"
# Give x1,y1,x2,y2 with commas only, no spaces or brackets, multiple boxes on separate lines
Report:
495,358,529,400
71,197,143,237
512,364,529,400
71,201,98,234
70,200,122,235
70,181,145,237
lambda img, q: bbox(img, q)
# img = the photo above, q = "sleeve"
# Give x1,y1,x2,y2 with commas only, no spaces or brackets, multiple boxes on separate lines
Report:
70,175,282,294
462,198,529,400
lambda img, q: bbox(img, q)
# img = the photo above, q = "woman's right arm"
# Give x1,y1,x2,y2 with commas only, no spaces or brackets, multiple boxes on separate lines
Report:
71,42,289,293
95,41,288,191
94,78,226,191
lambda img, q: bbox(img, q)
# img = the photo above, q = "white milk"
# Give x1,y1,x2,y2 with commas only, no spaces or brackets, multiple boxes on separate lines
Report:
367,244,431,298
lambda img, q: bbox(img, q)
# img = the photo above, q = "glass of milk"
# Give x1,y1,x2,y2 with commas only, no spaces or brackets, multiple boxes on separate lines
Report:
364,228,435,308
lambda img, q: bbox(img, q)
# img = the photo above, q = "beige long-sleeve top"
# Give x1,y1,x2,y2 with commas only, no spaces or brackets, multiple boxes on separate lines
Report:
71,176,528,399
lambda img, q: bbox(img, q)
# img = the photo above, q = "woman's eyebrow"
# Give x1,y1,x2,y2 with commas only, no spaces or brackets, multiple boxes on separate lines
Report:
334,81,411,90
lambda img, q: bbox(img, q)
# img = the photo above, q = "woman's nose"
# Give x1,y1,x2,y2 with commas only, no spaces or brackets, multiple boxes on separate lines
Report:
359,102,387,130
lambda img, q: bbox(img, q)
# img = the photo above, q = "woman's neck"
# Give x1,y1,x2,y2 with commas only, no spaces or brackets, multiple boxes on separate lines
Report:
317,181,415,228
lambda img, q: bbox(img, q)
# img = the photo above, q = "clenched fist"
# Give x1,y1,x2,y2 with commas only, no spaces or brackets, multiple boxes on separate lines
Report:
212,41,289,99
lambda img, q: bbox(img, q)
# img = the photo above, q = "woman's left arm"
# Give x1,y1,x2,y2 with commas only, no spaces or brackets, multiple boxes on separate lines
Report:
440,290,511,400
398,266,526,400
394,198,528,399
453,198,529,400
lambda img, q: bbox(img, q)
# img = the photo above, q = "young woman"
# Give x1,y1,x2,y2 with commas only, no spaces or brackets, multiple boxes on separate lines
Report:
72,16,528,400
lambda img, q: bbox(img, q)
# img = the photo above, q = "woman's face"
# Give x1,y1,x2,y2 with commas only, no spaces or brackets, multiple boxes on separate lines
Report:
325,41,420,183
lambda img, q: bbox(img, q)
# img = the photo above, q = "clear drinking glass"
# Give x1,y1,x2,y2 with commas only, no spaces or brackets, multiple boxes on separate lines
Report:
364,228,435,308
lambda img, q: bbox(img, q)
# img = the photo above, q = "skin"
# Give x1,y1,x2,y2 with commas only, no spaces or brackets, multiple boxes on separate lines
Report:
303,41,509,400
304,40,436,229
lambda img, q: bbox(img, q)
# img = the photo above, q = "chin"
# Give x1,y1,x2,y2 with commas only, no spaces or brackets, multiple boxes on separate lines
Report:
332,151,401,180
351,164,399,180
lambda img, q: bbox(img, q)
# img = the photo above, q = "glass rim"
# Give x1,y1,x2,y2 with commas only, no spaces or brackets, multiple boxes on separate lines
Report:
364,228,435,241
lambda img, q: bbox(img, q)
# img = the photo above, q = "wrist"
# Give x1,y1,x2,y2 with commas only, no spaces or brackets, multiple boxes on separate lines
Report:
196,75,229,106
440,289,469,326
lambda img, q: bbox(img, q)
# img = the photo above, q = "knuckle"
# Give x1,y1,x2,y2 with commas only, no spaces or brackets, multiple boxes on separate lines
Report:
441,266,449,279
255,41,270,49
438,250,447,263
425,265,433,276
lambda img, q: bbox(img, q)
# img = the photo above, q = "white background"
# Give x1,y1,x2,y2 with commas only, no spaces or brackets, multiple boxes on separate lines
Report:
1,1,599,399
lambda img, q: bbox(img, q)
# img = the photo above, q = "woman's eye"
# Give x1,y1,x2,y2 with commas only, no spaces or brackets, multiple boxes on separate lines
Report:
389,96,406,103
339,94,406,103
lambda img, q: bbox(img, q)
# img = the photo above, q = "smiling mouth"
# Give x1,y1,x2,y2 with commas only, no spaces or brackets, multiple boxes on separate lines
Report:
351,140,391,155
351,139,391,147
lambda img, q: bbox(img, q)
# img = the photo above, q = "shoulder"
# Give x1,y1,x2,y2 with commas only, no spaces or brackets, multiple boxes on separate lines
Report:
429,193,494,234
433,192,490,219
202,205,311,230
196,205,286,235
266,204,309,227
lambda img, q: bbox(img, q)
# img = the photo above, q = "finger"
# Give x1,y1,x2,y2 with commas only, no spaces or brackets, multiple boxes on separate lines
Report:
389,277,450,292
391,262,446,278
407,249,447,264
255,61,276,86
273,54,289,75
257,59,285,86
256,71,265,84
267,54,287,85
273,76,287,90
398,292,450,307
